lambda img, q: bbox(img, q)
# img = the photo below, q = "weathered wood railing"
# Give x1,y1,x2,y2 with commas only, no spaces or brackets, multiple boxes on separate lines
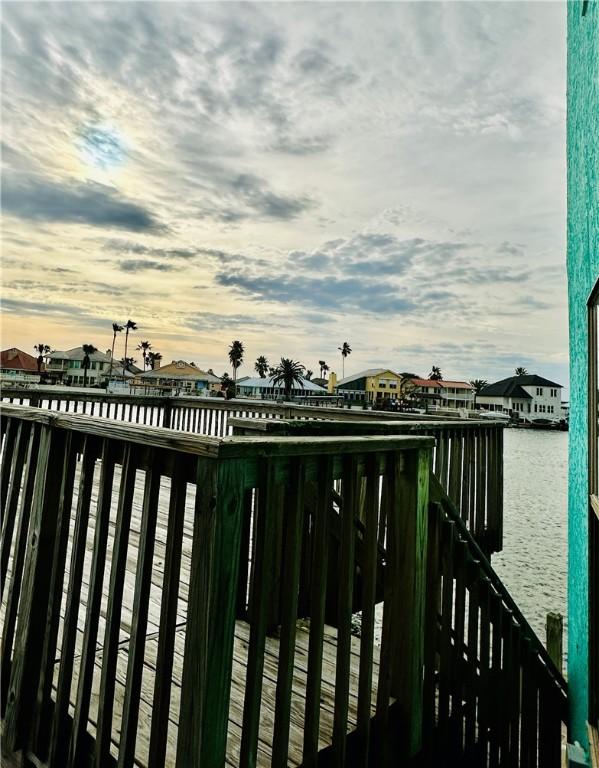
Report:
0,404,433,767
230,416,504,557
0,385,458,437
422,476,568,767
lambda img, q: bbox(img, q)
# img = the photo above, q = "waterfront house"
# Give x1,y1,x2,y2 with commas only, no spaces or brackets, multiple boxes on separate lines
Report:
237,375,326,400
407,378,474,410
567,0,599,756
136,360,221,395
45,347,111,387
335,368,402,403
0,348,41,386
477,374,563,420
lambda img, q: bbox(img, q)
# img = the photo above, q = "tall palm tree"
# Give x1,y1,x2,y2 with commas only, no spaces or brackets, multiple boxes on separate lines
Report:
515,367,528,376
271,358,306,399
109,323,123,380
321,362,330,379
469,379,488,409
120,357,136,374
228,340,245,383
81,344,98,388
338,342,352,378
429,366,443,381
33,343,51,374
255,355,269,378
318,359,327,378
122,319,137,378
137,340,152,371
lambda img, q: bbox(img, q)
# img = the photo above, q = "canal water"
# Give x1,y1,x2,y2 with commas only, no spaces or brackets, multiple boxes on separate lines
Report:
493,428,568,651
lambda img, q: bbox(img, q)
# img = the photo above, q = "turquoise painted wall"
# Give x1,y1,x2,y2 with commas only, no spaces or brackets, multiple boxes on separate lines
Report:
567,0,599,746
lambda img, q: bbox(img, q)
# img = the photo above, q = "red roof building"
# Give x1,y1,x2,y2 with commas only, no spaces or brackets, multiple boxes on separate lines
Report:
1,347,40,373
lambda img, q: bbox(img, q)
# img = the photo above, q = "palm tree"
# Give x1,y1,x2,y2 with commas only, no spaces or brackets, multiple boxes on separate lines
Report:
429,366,443,381
305,369,313,380
147,351,162,370
228,340,245,383
469,379,488,410
122,319,137,378
515,367,528,376
338,342,352,378
318,360,327,378
220,372,236,400
108,323,123,380
33,343,51,374
120,357,136,374
137,340,152,371
255,355,269,378
321,362,330,379
81,344,98,388
271,358,306,399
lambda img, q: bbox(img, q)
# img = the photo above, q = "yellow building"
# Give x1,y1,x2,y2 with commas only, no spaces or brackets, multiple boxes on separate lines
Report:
335,368,403,403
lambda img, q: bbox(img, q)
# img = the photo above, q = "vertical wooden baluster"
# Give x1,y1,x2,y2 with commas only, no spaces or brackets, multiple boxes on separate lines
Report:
461,431,471,526
0,424,40,714
476,428,486,546
437,519,455,750
117,451,162,768
148,458,190,768
356,455,381,765
271,457,306,765
422,501,441,756
240,458,281,765
176,456,246,767
303,455,333,763
488,592,503,768
519,637,537,768
448,429,463,512
0,420,18,512
478,578,491,765
440,432,449,491
498,610,513,765
464,563,480,756
496,428,504,552
68,442,117,767
508,617,521,767
94,445,138,767
32,432,80,758
452,539,468,755
4,426,67,753
0,422,30,599
48,436,99,768
331,454,359,763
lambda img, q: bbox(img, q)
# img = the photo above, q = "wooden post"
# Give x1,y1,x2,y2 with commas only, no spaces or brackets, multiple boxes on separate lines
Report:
4,425,67,752
391,446,430,758
176,457,246,768
546,612,563,674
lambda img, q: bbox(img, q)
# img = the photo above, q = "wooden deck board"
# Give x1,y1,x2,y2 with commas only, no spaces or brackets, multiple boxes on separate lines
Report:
3,461,380,767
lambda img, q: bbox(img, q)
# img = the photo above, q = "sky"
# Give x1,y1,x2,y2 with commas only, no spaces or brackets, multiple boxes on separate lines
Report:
1,1,568,387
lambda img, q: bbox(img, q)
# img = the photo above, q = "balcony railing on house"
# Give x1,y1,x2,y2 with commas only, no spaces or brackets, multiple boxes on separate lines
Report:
0,402,566,767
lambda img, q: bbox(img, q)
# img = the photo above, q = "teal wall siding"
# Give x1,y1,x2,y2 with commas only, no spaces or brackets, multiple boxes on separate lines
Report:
567,0,599,746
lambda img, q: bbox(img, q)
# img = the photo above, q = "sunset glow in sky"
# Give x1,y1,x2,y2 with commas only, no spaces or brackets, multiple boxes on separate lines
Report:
1,2,567,384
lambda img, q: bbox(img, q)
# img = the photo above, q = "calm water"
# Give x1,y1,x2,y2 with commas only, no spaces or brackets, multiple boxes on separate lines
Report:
493,428,568,648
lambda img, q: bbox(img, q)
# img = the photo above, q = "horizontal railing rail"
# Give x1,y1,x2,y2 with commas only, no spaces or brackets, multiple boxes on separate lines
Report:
1,403,434,767
231,416,504,556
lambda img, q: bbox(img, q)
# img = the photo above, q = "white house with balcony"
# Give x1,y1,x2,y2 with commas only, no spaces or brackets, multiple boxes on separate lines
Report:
45,347,112,387
477,374,563,420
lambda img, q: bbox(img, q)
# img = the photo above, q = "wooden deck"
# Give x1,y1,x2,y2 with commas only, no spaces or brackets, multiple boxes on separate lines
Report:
2,464,379,767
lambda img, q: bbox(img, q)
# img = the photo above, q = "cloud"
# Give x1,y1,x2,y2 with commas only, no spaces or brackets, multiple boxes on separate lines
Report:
2,173,164,232
103,239,198,260
119,259,177,273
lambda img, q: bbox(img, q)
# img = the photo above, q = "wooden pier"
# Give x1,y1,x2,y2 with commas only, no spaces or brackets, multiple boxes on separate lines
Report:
0,397,568,767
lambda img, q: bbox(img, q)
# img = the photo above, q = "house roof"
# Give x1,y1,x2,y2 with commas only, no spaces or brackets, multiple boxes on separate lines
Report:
479,377,533,399
48,347,111,362
337,368,400,387
1,348,40,372
139,360,220,383
441,380,473,390
409,378,443,388
508,374,562,388
238,376,326,392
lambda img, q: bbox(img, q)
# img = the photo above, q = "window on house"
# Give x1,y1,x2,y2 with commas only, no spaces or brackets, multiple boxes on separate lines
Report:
588,279,599,726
